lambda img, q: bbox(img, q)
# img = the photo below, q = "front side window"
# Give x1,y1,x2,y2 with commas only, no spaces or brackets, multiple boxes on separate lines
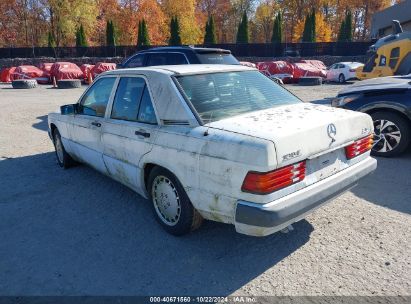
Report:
176,71,301,122
78,77,116,117
111,77,157,124
126,54,145,68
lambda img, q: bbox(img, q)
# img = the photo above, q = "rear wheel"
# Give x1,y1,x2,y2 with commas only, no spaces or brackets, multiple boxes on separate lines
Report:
53,129,75,168
370,111,410,157
338,73,346,83
148,167,203,236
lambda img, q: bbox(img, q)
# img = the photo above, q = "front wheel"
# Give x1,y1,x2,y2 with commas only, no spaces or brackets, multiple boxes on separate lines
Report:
338,73,346,83
148,167,203,236
53,129,75,168
370,112,410,157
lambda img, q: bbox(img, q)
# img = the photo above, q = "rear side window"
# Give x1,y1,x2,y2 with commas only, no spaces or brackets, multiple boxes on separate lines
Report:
146,53,167,66
389,47,400,69
126,54,145,68
78,77,116,117
111,77,157,124
167,53,188,65
196,53,239,65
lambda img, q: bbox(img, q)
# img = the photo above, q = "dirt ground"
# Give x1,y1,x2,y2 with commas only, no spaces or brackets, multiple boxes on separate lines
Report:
0,82,410,297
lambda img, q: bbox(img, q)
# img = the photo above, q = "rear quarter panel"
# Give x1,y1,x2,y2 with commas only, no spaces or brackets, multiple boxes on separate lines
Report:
140,126,277,223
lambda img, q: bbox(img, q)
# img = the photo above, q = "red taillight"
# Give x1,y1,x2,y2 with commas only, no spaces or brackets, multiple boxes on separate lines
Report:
345,135,373,159
242,161,306,194
349,69,356,72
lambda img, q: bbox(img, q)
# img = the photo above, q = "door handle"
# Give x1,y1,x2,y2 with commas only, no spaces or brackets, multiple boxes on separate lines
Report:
135,130,150,138
91,121,101,127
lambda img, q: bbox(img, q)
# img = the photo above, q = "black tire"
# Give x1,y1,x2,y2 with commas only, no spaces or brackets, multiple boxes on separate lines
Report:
148,167,203,236
11,79,38,89
338,73,346,83
298,76,322,86
52,128,75,169
370,111,411,157
57,79,82,89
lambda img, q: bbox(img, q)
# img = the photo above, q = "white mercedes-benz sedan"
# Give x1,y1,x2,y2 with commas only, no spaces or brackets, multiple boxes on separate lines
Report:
48,65,377,236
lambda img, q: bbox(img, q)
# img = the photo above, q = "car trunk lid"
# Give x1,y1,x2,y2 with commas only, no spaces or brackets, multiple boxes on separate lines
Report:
207,103,373,167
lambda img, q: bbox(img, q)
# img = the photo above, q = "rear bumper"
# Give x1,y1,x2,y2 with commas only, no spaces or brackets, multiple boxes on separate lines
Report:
234,157,377,236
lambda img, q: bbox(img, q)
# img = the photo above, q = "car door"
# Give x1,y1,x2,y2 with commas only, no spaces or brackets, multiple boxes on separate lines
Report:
327,64,336,81
333,64,342,80
68,76,117,173
102,76,159,194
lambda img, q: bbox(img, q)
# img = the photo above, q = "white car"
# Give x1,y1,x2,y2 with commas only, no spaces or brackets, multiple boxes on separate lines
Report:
326,62,364,83
48,65,377,237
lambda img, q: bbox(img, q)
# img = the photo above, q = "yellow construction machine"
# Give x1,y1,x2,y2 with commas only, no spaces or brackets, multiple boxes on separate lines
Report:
357,20,411,79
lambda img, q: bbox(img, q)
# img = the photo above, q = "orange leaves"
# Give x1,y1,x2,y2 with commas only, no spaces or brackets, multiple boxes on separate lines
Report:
293,12,335,42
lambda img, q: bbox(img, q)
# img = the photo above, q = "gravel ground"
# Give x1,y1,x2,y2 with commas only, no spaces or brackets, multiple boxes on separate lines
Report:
0,83,410,297
284,82,350,103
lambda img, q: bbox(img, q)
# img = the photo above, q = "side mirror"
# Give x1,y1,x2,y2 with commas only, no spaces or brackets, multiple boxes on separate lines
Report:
60,104,78,115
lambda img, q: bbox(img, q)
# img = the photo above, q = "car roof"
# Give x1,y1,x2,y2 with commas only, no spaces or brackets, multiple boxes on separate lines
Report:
103,64,255,76
136,46,232,54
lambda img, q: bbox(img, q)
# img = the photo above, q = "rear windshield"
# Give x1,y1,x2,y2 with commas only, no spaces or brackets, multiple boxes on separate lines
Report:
176,71,301,122
196,53,239,65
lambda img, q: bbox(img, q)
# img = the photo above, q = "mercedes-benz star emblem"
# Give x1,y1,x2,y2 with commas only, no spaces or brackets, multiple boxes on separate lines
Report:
327,123,337,146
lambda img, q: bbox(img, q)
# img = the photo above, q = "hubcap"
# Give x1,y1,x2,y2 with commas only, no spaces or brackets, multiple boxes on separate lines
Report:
373,119,401,153
54,135,64,163
152,175,181,226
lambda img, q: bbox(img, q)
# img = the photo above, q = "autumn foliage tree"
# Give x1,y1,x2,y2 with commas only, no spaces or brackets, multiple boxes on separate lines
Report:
0,0,394,47
162,0,201,44
294,11,331,43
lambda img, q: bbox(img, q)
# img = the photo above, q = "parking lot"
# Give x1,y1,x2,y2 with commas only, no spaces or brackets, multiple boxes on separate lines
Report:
0,82,410,296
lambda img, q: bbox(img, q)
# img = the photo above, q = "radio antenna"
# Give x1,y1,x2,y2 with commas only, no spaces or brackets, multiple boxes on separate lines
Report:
203,112,214,136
